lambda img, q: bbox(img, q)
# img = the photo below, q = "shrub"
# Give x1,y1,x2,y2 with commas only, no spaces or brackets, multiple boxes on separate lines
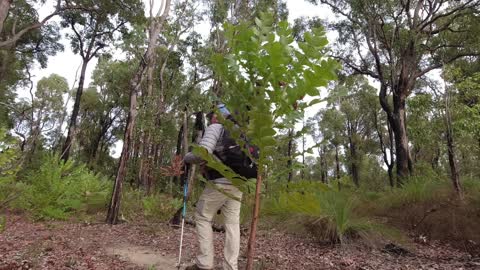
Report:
462,177,480,205
380,176,447,209
0,129,21,212
263,182,382,244
16,154,111,220
121,188,182,223
142,193,182,221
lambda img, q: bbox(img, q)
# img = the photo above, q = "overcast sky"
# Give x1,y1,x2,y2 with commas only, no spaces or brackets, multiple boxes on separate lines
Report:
29,0,332,94
27,0,334,157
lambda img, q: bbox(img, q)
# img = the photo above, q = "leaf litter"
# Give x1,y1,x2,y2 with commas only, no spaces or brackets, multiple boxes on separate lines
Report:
0,214,477,270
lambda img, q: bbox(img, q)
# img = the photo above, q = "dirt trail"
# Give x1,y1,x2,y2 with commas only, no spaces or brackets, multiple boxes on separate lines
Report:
1,214,478,270
106,245,177,269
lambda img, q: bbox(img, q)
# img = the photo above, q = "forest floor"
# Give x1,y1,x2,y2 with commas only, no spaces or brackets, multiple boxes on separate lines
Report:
1,214,479,270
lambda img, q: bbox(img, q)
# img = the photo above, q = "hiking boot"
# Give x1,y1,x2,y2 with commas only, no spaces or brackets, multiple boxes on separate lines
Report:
184,264,211,270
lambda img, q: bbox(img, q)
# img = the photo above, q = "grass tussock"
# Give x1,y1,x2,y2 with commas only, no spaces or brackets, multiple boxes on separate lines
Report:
262,182,393,244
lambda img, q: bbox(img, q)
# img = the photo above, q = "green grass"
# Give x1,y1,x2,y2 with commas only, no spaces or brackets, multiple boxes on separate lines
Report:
262,182,385,244
379,176,447,210
120,188,183,223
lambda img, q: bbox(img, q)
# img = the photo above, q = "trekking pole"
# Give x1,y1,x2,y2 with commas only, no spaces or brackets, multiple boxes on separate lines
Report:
177,175,188,269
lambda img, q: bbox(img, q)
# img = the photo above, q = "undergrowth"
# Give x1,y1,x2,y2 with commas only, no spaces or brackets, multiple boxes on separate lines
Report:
121,188,182,222
379,176,447,210
262,181,391,244
12,155,111,220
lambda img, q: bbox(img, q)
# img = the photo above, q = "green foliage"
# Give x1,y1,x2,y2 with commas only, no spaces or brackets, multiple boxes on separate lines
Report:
121,188,183,222
0,215,5,232
0,129,21,209
142,194,182,221
15,155,111,220
380,176,446,210
0,129,20,177
263,182,380,243
1,0,64,127
205,12,337,191
192,146,256,193
462,177,480,206
60,0,146,55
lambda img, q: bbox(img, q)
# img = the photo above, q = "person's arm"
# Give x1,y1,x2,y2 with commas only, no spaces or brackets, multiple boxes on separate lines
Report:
184,123,223,164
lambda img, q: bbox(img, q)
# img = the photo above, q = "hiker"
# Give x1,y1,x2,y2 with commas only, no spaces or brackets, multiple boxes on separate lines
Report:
184,104,255,270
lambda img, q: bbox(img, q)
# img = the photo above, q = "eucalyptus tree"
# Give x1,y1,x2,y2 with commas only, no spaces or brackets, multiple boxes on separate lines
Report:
308,118,330,183
84,57,132,166
407,93,443,169
440,66,480,197
107,0,172,225
453,74,480,176
445,61,480,178
317,108,345,181
372,99,395,187
337,77,377,187
60,0,145,162
29,74,68,154
136,0,203,193
74,58,132,171
311,0,480,183
10,74,68,164
0,0,64,128
0,0,89,49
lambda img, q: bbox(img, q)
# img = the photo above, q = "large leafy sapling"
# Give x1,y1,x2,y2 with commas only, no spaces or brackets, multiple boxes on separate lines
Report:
193,13,338,270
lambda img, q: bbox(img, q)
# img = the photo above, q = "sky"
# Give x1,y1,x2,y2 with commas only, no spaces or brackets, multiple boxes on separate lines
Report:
27,0,334,158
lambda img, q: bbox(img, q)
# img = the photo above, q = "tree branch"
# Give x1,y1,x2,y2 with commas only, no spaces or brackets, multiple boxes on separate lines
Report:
70,21,85,59
330,55,379,79
420,0,479,31
416,52,480,78
0,0,99,49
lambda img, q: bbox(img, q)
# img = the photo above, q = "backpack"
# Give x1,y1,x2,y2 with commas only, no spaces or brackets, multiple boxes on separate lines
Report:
206,127,258,180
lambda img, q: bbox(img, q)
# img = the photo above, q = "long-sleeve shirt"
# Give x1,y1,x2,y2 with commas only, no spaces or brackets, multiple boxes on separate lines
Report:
184,123,231,185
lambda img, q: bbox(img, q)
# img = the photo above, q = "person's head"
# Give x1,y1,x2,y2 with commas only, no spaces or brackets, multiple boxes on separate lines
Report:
207,103,232,124
206,111,218,124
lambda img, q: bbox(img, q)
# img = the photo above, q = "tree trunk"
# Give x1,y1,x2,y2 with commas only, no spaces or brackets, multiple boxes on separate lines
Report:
287,128,293,182
142,134,153,193
301,129,305,180
106,88,137,224
349,138,359,187
0,0,11,34
171,124,184,187
170,111,205,226
90,115,114,164
446,128,462,199
387,122,395,187
169,111,190,226
335,144,340,180
246,171,263,270
321,145,328,183
444,85,463,200
138,46,157,193
391,94,410,185
374,109,395,187
61,60,88,162
106,0,172,225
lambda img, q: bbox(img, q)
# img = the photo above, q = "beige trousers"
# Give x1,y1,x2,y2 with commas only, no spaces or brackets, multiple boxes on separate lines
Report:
194,183,242,270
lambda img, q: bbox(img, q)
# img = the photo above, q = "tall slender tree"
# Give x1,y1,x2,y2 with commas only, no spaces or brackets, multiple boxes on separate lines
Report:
107,0,172,225
60,0,144,162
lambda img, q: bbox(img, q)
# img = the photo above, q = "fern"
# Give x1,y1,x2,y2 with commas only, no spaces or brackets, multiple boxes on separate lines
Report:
18,154,110,220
